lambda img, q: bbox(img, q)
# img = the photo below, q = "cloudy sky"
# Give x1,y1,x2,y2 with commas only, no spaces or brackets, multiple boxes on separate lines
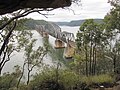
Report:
26,0,111,22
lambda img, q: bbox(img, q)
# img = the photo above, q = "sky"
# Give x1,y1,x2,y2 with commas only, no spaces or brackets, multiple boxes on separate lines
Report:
26,0,111,22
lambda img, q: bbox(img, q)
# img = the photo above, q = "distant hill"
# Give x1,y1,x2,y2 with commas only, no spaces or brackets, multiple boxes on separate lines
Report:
55,19,103,26
23,19,48,30
22,19,103,30
54,21,69,26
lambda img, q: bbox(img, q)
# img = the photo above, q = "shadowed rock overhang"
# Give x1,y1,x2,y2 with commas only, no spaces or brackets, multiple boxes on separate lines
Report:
0,0,71,15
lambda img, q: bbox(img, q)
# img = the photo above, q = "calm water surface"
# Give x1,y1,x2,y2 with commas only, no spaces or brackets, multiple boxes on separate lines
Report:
2,26,79,73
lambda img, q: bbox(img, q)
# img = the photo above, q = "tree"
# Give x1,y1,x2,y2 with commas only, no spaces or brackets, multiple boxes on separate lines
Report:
0,17,31,74
15,30,48,89
75,19,107,76
104,0,120,75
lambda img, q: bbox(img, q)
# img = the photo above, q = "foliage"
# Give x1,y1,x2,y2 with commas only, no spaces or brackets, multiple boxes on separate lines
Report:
75,19,106,76
20,18,49,30
0,17,27,74
106,0,120,30
103,2,120,74
0,65,21,90
28,67,114,90
56,19,103,26
29,66,80,90
0,16,48,89
60,69,80,90
81,74,113,85
75,3,120,76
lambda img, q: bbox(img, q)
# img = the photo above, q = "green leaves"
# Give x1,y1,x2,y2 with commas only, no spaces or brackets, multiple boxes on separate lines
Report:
77,19,104,49
104,4,120,32
0,66,21,90
29,67,80,90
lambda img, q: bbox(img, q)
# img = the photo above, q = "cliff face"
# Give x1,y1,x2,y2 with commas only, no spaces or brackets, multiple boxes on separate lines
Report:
0,0,71,15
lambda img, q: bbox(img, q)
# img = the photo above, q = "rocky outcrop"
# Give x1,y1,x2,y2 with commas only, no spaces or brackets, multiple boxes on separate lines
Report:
0,0,71,15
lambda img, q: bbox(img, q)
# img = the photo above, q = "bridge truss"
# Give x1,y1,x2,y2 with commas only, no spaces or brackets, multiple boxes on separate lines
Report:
35,22,76,58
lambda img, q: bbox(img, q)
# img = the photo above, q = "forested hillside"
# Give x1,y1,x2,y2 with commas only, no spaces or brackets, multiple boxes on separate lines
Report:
21,18,103,30
21,18,48,30
55,19,103,26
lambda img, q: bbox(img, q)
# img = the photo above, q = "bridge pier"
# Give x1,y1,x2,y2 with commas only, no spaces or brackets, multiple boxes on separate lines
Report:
43,32,49,38
54,39,65,49
64,43,75,59
36,23,76,59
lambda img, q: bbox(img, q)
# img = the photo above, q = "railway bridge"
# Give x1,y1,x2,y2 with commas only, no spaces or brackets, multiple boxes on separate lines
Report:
35,22,76,58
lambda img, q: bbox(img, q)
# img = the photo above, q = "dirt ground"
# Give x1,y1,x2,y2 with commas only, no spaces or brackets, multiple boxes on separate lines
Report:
92,85,120,90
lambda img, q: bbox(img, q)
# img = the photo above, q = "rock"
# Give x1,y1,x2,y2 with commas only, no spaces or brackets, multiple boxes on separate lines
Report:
0,0,71,15
99,86,105,90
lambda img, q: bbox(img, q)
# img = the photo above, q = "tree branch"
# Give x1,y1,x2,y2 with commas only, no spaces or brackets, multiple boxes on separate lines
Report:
0,21,16,56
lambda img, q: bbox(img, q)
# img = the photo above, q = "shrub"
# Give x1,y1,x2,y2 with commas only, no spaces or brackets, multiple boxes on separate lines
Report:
0,72,18,90
80,74,114,88
60,70,80,90
29,67,80,90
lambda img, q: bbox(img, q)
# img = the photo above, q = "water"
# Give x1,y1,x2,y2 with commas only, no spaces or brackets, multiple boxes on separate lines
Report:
61,26,79,39
2,26,79,74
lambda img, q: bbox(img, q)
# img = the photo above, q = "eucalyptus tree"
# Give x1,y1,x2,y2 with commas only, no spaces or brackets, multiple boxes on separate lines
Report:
75,19,107,76
103,0,120,74
0,17,25,74
15,31,49,89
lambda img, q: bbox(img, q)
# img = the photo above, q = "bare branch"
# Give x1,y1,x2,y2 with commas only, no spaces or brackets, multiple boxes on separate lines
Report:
37,11,48,18
0,8,54,31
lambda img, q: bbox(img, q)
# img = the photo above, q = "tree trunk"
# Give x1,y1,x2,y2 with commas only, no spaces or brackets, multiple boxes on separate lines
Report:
89,42,93,75
113,54,116,74
94,48,97,75
27,70,30,85
0,22,16,75
85,46,88,76
27,58,30,85
92,44,96,75
17,62,26,89
92,45,95,75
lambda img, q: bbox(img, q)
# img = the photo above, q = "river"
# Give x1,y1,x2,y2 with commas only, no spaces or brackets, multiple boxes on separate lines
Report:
2,26,79,74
